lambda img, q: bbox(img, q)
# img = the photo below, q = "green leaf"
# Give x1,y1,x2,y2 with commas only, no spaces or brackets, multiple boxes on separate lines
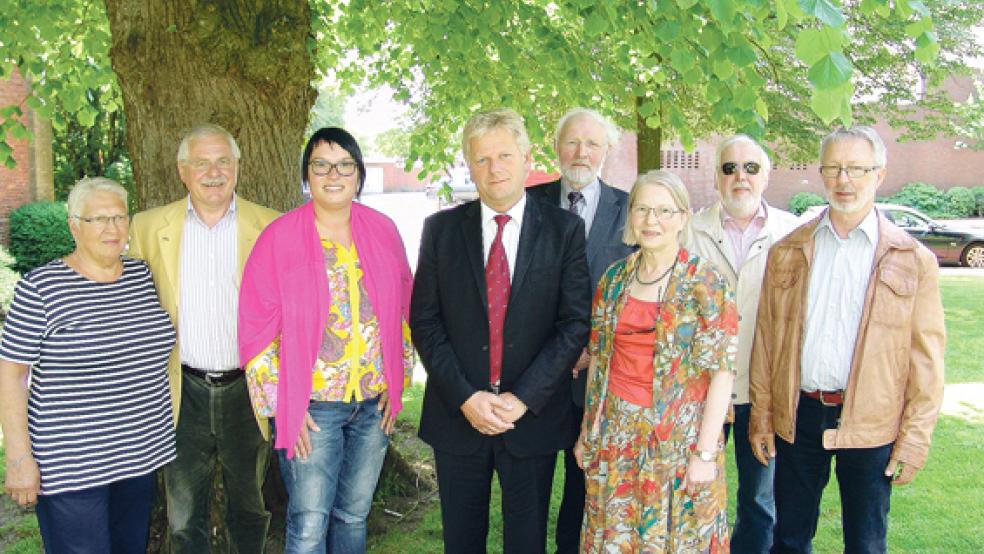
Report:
585,10,609,37
708,0,737,26
810,81,853,124
904,17,932,40
905,0,930,17
797,0,846,27
670,48,694,73
713,58,735,80
755,97,769,122
734,87,757,110
795,27,844,66
915,32,940,64
676,0,699,9
638,100,657,118
727,43,757,67
808,51,853,90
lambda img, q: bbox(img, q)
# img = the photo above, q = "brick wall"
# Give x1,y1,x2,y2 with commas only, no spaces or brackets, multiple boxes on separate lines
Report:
0,68,53,245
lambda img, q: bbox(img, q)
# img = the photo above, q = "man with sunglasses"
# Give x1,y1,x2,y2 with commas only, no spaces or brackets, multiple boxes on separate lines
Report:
687,134,799,553
749,126,945,553
129,124,279,552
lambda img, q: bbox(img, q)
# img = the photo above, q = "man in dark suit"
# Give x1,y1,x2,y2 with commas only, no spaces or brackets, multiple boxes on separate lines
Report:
411,107,591,553
527,108,634,554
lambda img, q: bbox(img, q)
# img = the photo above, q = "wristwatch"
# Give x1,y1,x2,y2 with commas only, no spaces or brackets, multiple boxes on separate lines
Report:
695,449,716,462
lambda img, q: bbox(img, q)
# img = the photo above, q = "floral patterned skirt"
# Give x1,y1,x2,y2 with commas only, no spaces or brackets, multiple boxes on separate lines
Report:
581,393,729,553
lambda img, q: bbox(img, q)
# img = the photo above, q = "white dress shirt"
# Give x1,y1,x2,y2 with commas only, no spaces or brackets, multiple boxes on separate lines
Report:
561,178,601,236
800,208,879,392
178,195,240,371
481,194,526,282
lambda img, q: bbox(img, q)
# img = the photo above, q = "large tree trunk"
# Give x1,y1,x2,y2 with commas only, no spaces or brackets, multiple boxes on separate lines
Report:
635,96,662,172
104,0,315,212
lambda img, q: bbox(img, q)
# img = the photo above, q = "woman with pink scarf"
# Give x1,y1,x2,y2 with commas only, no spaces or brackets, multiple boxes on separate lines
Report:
238,127,414,553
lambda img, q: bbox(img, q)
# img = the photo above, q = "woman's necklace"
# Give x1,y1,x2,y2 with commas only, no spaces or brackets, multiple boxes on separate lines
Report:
635,261,674,285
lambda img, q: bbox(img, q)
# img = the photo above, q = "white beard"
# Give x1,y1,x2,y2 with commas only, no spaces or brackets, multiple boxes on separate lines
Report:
722,192,760,221
561,166,596,188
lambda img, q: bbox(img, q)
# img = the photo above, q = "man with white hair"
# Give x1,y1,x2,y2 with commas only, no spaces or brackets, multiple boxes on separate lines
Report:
129,123,279,552
527,107,634,553
749,126,945,553
687,134,799,552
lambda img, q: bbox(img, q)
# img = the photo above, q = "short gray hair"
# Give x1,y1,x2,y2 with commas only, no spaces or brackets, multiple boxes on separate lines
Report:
623,170,691,246
462,108,530,161
67,177,128,217
820,126,887,167
176,123,241,163
554,108,621,149
714,134,771,179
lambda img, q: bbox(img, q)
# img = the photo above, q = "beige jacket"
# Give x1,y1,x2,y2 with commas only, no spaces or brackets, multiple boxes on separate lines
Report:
128,196,280,438
688,202,799,405
749,209,945,467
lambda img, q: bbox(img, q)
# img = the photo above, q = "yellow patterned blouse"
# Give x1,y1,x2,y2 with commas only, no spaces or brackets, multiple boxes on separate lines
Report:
245,240,414,418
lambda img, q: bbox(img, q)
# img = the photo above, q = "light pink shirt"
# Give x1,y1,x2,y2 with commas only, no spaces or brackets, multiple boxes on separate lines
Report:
721,202,767,268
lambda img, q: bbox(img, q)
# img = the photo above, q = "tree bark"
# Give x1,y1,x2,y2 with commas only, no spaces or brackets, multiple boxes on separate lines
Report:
104,0,315,212
635,95,662,173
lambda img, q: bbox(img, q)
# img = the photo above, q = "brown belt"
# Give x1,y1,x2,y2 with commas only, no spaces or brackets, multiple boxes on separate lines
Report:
802,390,844,406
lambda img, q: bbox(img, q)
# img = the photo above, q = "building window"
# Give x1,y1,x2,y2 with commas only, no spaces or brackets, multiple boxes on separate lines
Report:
660,150,700,170
787,163,808,171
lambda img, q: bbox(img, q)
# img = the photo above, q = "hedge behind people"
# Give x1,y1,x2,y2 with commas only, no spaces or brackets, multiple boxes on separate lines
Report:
8,201,75,274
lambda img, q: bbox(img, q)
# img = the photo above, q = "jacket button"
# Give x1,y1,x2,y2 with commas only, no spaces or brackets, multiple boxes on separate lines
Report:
481,345,488,351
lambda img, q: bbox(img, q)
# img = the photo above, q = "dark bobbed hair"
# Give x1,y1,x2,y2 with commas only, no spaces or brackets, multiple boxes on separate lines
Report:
301,127,367,197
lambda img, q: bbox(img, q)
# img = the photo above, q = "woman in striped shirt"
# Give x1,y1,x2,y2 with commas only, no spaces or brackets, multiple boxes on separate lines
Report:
0,177,176,553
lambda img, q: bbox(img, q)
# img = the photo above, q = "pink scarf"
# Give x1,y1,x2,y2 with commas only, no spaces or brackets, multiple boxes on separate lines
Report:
238,201,412,458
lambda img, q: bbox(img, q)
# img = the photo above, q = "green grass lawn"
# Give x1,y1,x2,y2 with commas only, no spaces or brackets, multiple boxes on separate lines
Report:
1,275,982,552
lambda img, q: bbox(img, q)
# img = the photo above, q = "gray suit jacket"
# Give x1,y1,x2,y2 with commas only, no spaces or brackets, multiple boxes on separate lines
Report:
527,179,635,406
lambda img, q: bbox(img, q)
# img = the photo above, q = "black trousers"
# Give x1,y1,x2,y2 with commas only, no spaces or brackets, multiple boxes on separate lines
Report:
554,404,585,554
434,437,557,554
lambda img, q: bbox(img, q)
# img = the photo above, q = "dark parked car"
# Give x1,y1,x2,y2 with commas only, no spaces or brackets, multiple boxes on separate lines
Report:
800,203,984,268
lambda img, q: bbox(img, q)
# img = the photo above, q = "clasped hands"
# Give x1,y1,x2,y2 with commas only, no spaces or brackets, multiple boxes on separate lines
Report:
462,391,527,436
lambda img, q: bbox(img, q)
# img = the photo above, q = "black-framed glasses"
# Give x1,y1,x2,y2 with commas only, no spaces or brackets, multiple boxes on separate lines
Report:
631,205,684,221
309,159,357,177
72,214,130,228
721,161,761,176
819,165,881,179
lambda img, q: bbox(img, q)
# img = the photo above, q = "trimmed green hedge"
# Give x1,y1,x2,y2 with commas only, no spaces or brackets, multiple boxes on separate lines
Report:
788,192,827,215
8,201,76,274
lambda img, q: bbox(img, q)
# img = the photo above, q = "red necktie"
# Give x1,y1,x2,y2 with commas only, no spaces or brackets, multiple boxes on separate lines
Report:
486,214,511,390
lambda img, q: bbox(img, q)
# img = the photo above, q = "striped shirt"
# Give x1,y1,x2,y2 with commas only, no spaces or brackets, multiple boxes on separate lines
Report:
178,196,239,371
0,258,177,495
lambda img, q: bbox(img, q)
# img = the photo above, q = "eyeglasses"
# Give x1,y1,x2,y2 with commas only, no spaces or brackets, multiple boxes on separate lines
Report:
188,158,235,172
73,215,130,228
721,161,761,176
631,205,684,221
310,159,357,177
819,165,881,179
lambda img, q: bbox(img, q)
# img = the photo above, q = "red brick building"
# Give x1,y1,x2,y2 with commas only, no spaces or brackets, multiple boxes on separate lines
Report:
597,78,984,211
0,68,53,245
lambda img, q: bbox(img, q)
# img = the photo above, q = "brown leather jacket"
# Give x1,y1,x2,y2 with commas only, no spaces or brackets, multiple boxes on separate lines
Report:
749,210,945,467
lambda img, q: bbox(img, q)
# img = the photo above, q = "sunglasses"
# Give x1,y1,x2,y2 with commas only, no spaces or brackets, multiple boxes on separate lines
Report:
721,161,762,176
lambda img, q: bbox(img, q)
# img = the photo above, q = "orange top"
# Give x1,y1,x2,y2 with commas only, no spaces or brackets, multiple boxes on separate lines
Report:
608,296,659,407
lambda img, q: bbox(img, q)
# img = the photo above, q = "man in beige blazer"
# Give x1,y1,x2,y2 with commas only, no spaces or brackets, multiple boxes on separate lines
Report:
129,123,279,553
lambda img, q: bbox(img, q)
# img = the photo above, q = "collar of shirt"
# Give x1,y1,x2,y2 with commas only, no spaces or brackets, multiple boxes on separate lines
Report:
480,193,526,230
720,200,767,229
185,194,238,227
813,206,879,246
561,177,600,210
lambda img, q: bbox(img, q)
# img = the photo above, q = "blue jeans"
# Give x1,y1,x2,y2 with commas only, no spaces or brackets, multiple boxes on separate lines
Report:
277,397,389,554
724,403,776,554
36,473,155,553
771,394,893,554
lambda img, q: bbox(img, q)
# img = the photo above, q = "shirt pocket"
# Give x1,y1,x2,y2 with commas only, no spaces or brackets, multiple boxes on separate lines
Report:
870,264,917,329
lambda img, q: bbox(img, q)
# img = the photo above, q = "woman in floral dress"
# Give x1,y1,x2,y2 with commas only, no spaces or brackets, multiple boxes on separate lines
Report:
575,170,738,553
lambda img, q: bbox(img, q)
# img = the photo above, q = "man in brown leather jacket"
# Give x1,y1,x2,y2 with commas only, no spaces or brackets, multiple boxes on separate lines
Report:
748,126,945,554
